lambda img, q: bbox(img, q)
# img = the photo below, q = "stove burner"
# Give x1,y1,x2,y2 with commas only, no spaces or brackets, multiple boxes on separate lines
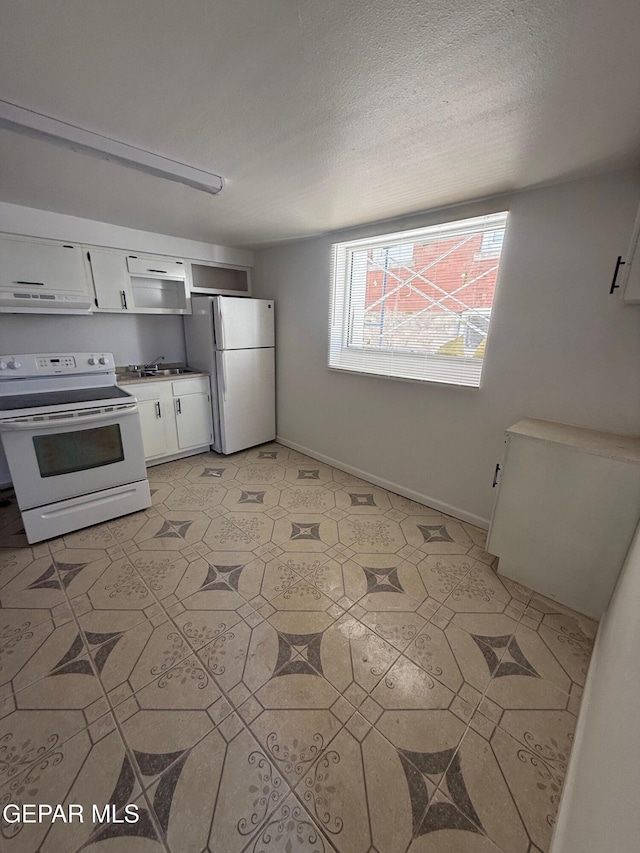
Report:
0,385,131,412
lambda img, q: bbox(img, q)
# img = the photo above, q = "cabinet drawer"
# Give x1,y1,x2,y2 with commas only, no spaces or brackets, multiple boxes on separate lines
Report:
126,255,186,279
172,377,210,396
122,382,165,402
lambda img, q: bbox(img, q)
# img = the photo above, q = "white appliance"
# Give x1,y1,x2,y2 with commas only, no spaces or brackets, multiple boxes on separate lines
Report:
185,296,275,454
0,353,151,543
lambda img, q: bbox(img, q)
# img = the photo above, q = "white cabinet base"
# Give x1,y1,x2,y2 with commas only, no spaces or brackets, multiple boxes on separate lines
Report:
488,419,640,619
145,445,212,467
125,376,213,465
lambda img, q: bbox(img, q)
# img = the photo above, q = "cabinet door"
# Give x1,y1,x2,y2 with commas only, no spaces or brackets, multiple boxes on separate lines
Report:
137,398,169,460
487,433,640,618
126,255,186,279
0,236,87,295
216,348,275,454
175,393,213,450
623,264,640,303
621,233,640,304
190,262,250,294
620,203,640,304
88,250,133,311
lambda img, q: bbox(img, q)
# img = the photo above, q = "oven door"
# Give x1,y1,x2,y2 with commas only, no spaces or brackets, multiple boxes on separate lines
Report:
0,403,147,510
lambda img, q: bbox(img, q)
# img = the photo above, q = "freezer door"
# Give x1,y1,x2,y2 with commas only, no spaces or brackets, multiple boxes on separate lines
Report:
217,348,275,454
214,297,275,350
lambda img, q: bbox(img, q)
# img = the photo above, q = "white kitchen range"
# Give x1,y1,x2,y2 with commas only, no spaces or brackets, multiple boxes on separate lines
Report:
0,352,150,543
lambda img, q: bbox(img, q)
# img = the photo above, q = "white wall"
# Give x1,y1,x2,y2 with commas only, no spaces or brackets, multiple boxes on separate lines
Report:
0,312,186,366
252,170,640,527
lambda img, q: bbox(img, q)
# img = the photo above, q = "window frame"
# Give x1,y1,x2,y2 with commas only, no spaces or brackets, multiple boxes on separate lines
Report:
328,211,508,388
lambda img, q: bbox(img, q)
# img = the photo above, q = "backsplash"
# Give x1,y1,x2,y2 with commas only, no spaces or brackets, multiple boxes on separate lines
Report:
0,312,187,365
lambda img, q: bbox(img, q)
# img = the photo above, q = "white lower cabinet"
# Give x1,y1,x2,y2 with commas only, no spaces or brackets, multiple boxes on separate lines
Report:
175,390,214,450
126,377,213,464
487,418,640,618
137,397,169,460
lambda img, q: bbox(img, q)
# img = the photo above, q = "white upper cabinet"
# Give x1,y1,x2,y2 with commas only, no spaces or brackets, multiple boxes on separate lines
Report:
126,253,189,314
0,235,86,292
0,235,91,313
87,248,190,314
0,227,254,315
87,249,133,311
615,200,640,304
126,255,187,279
620,219,640,305
190,261,251,295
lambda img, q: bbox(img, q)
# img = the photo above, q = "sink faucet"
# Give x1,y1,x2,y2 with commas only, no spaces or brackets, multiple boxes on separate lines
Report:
143,355,165,370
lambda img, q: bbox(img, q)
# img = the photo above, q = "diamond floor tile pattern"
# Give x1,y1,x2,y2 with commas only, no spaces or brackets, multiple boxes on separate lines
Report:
0,442,597,853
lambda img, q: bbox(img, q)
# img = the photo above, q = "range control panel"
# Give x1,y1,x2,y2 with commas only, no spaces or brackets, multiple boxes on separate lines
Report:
36,356,77,369
0,353,114,376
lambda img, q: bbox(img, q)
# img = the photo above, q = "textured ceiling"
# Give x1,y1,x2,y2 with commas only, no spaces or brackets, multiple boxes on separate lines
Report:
1,0,639,248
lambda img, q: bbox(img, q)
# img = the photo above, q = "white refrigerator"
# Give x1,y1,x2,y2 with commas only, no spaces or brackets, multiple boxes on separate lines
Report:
184,296,276,454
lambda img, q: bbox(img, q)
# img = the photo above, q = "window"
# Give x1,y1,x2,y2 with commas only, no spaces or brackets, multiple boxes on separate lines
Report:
328,211,508,387
371,242,414,267
478,229,505,258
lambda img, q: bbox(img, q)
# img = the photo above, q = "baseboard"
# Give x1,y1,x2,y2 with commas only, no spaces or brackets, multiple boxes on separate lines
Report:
145,445,212,467
276,435,490,530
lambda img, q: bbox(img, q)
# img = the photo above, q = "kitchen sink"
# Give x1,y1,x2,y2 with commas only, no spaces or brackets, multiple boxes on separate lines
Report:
123,367,196,378
142,367,194,376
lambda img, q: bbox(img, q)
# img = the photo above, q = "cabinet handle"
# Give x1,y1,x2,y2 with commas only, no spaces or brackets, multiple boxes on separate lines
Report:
176,398,182,415
14,280,44,286
155,401,161,418
120,290,128,309
609,256,625,294
221,359,227,402
147,268,167,274
492,464,501,488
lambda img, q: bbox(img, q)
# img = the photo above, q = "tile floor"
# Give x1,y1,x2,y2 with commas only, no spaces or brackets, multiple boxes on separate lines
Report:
0,443,597,853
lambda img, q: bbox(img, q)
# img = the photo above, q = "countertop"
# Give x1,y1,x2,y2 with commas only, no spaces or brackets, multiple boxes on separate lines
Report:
116,368,209,386
506,418,640,464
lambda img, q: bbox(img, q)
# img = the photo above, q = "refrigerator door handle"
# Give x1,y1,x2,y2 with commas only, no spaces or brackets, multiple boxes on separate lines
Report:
214,299,226,350
221,357,227,403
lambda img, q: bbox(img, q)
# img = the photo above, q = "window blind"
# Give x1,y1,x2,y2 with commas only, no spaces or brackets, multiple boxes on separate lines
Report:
328,211,508,387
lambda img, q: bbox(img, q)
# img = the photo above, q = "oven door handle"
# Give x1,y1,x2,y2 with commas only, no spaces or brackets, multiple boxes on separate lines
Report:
0,403,139,431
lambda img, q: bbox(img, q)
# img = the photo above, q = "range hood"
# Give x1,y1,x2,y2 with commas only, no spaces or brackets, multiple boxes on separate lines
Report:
0,287,92,314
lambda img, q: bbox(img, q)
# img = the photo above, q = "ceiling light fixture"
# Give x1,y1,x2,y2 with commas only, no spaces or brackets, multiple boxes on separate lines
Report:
0,99,224,195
